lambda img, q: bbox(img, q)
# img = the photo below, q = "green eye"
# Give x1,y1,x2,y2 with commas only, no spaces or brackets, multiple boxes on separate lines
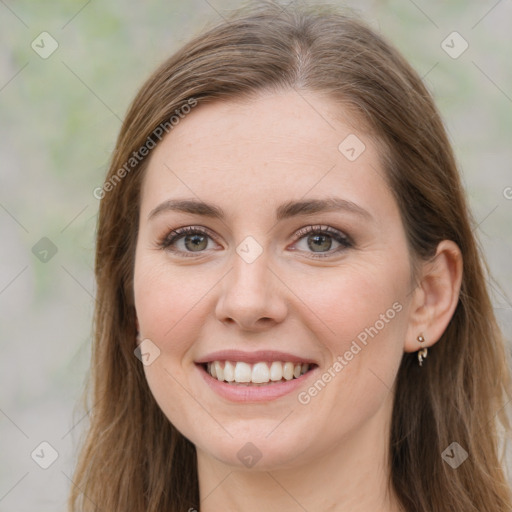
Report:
159,224,353,258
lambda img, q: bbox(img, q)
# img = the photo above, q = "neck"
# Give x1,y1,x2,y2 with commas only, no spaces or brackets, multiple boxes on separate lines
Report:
196,392,402,512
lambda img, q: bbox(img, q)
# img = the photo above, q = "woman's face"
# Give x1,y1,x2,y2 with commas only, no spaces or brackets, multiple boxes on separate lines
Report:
133,89,417,470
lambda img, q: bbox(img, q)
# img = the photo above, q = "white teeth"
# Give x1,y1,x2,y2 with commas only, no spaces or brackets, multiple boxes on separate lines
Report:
270,361,283,381
283,362,294,380
205,360,312,384
234,362,252,382
214,361,223,381
251,362,270,383
223,361,235,382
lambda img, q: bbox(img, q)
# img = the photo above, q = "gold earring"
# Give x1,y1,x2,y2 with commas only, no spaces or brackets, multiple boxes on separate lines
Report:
417,334,427,367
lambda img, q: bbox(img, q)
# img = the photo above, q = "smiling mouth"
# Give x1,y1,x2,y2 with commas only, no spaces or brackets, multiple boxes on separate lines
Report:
201,360,317,386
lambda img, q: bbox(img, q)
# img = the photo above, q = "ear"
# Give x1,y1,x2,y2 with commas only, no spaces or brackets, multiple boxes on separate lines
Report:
404,240,463,353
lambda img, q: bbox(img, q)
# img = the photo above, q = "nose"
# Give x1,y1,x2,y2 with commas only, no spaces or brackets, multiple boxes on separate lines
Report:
215,248,288,332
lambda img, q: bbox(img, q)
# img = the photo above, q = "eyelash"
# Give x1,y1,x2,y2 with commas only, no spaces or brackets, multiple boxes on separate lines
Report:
158,225,353,259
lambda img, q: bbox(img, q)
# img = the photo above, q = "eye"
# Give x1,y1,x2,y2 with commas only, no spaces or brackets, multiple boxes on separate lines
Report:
158,226,219,257
291,225,352,258
158,224,353,258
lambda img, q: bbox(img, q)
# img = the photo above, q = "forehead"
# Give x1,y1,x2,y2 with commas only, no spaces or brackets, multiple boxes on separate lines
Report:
140,89,395,222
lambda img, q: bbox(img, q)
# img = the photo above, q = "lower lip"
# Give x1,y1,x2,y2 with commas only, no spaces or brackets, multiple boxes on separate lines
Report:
196,363,317,402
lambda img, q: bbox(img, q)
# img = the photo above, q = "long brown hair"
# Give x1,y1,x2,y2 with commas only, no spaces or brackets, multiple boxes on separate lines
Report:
69,2,512,510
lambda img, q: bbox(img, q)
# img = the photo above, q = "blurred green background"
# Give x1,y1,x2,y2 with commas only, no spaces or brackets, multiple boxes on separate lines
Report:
1,0,511,510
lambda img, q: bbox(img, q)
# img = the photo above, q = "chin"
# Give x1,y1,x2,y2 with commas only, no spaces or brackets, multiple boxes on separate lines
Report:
190,423,315,471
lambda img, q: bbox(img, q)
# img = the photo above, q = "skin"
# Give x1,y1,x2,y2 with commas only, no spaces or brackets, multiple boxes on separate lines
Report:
133,89,462,512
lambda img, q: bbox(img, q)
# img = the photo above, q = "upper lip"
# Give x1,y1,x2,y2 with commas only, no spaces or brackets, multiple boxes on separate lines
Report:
195,350,318,365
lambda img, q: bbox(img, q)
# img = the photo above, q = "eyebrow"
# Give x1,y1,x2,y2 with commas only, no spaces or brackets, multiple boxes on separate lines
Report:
148,196,373,222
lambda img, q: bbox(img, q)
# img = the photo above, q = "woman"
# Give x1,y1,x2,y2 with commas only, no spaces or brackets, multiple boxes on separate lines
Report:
69,1,512,511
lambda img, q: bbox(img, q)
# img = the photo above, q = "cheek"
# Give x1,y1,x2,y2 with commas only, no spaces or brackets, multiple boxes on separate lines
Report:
133,255,216,435
289,259,409,408
133,254,214,355
290,259,408,350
